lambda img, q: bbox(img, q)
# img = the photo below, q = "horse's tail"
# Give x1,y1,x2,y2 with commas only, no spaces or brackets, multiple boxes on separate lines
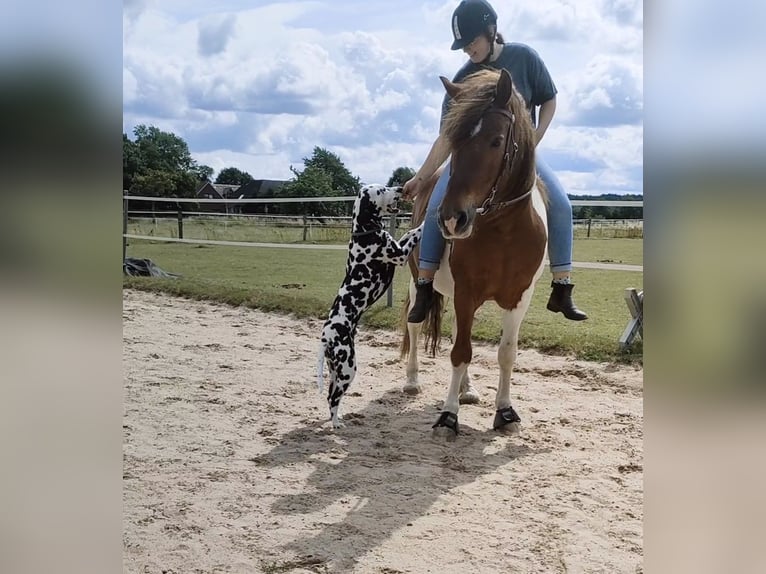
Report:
316,341,326,394
399,287,443,359
422,292,444,358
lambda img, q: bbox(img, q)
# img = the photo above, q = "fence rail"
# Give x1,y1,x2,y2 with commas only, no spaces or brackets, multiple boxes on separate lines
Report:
123,194,643,273
125,194,644,207
125,195,359,204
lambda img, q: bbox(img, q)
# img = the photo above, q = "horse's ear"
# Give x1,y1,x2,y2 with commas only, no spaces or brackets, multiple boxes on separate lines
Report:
440,76,462,99
494,69,513,108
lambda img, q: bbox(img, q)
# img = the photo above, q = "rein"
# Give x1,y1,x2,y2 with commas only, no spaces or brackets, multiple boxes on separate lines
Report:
472,107,530,215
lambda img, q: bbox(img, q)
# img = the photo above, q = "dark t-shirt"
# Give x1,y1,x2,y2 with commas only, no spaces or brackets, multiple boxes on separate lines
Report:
441,42,557,127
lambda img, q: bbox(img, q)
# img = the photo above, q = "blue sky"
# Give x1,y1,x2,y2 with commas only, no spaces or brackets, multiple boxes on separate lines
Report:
123,0,644,195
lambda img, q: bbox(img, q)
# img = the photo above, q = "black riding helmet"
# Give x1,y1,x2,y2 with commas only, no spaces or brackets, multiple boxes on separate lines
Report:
450,0,498,51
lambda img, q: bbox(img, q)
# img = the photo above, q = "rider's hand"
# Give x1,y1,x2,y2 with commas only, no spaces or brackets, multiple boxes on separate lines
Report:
402,176,421,202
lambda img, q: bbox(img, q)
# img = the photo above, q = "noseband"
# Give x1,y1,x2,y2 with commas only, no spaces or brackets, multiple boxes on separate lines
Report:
473,107,531,215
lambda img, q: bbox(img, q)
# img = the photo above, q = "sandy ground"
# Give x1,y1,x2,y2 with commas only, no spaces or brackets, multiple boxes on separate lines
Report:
123,289,643,574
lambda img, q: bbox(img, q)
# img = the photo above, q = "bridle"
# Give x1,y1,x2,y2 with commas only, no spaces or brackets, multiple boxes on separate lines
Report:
465,106,532,215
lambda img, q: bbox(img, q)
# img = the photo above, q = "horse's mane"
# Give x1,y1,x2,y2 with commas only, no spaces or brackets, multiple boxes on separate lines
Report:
441,69,533,151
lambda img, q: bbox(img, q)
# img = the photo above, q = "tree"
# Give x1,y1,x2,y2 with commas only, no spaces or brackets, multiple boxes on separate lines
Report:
284,147,361,216
194,164,214,182
123,124,209,197
216,167,254,186
303,147,360,195
122,133,141,191
281,164,334,216
387,166,416,187
132,124,194,173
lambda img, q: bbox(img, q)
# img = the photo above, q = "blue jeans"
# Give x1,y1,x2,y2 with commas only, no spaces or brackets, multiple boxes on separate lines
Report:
419,154,573,273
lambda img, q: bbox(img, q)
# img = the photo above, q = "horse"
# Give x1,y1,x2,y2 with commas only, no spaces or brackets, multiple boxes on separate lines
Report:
400,68,548,439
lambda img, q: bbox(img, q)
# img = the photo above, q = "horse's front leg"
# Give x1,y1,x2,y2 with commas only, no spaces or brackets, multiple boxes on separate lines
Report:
433,292,474,440
453,313,480,404
493,301,532,433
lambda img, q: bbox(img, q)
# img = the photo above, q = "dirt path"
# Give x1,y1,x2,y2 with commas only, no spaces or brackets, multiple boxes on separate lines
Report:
123,289,643,573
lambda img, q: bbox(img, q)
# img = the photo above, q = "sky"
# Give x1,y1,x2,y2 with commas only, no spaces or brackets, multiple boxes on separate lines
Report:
123,0,644,196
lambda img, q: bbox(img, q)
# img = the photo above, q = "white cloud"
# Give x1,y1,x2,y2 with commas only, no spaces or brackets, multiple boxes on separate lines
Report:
123,68,138,103
197,14,237,57
558,55,643,127
123,0,643,194
601,0,643,28
540,124,643,193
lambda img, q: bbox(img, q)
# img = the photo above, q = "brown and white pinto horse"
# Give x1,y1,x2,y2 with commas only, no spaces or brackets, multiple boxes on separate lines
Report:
401,68,548,439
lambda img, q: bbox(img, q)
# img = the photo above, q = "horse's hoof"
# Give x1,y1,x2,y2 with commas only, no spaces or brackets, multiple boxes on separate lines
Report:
432,411,459,440
402,382,422,395
493,406,521,433
459,387,481,404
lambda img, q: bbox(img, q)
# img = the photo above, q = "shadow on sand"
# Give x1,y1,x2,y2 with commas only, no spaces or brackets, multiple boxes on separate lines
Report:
251,388,550,571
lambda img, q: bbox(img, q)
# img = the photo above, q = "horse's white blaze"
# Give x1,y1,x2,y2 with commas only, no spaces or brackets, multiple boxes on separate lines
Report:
469,118,483,138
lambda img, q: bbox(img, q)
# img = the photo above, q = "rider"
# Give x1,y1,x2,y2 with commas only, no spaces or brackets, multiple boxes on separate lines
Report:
403,0,588,323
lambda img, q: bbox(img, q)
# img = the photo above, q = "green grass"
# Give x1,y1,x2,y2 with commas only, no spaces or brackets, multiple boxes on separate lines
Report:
573,237,643,265
123,236,642,364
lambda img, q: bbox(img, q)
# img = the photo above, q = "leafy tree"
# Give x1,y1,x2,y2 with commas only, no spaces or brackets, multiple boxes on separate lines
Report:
303,146,360,195
123,124,209,197
194,164,214,182
387,166,416,187
569,193,643,220
122,133,141,191
281,164,334,215
132,124,194,173
215,167,254,186
284,147,361,216
130,169,199,199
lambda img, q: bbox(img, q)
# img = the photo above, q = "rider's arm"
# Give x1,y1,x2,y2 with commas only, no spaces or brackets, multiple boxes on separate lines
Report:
403,133,451,199
535,96,556,147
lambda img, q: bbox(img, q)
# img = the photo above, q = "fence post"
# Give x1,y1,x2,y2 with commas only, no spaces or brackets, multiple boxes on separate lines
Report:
587,218,592,238
386,214,397,308
302,214,309,241
123,195,128,263
177,204,184,239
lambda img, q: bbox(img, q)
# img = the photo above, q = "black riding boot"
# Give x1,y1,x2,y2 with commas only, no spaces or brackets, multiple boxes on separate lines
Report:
408,280,434,323
546,281,588,321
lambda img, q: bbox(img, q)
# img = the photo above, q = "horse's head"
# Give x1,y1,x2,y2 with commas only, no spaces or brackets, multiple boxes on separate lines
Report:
437,68,536,239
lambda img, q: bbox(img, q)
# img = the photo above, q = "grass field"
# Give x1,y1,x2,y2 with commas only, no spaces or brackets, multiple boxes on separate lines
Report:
123,232,643,364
